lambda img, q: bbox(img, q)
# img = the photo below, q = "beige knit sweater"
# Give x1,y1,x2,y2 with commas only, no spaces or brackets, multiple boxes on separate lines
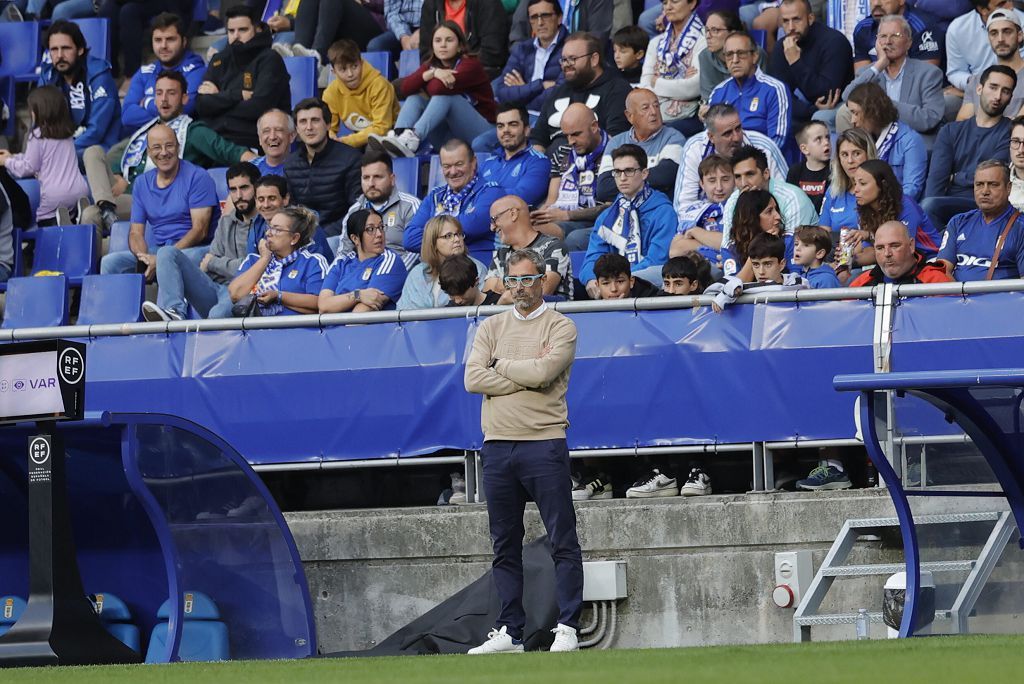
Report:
464,307,578,441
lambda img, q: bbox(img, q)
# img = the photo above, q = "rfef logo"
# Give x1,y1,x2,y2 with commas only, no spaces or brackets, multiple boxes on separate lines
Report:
59,348,84,385
29,437,49,465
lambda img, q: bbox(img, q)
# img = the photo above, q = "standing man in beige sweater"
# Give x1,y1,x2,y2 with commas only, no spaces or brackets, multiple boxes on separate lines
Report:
464,248,582,654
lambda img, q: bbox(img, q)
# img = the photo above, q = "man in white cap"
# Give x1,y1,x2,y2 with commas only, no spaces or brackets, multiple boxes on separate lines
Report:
957,8,1024,121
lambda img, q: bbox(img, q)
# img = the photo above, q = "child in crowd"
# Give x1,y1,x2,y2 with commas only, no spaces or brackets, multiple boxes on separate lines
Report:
594,253,661,299
791,225,841,289
787,121,831,214
0,86,88,226
707,233,807,312
439,253,500,306
612,26,648,86
671,154,735,275
661,253,712,295
322,39,398,149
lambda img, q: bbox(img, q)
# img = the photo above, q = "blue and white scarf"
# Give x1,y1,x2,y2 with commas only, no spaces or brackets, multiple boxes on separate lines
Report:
597,183,653,265
255,250,300,316
875,121,899,162
436,174,479,216
562,0,579,32
556,129,608,210
121,114,191,178
656,12,704,78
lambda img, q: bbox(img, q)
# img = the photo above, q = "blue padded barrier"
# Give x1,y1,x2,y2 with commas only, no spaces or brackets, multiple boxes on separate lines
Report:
146,592,229,663
77,274,145,325
1,275,68,328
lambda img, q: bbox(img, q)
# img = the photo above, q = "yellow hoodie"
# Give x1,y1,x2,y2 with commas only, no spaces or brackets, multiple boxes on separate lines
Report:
322,60,399,149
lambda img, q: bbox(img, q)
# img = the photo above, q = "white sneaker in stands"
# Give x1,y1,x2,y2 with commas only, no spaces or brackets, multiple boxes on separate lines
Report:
681,467,712,496
382,129,420,157
625,469,678,498
549,623,578,652
467,626,524,654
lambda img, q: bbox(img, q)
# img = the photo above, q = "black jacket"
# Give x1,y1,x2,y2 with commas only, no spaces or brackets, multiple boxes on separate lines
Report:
194,30,291,148
530,70,633,147
419,0,508,75
284,139,362,237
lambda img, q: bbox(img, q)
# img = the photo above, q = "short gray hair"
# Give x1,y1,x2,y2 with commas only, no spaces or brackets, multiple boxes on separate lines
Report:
258,108,295,135
879,15,912,42
976,159,1010,183
506,248,545,275
705,104,738,133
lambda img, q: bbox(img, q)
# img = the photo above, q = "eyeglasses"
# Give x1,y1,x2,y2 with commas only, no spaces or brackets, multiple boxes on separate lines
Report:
705,25,729,35
528,11,557,22
489,206,516,225
876,32,904,42
723,49,756,61
363,224,385,235
1011,138,1024,149
438,231,465,242
560,51,596,66
503,274,543,288
611,167,642,178
265,226,296,236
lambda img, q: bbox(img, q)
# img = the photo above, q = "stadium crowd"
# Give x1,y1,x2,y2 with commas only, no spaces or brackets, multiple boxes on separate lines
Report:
1,0,1024,494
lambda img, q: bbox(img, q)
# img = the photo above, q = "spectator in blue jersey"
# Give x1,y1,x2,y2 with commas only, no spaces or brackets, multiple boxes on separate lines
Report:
404,139,504,265
248,174,335,263
818,128,878,237
579,144,677,297
938,160,1024,281
848,160,940,269
670,154,735,273
767,0,853,126
709,31,792,152
252,110,295,178
595,88,686,203
639,0,707,137
791,225,840,288
121,13,205,134
852,0,941,72
142,162,260,322
398,214,487,309
923,64,1015,229
720,145,817,257
230,205,328,316
674,103,788,209
531,103,612,247
846,81,927,199
319,209,409,312
341,151,422,268
100,124,217,279
478,105,552,208
484,195,572,302
39,20,121,154
492,0,566,112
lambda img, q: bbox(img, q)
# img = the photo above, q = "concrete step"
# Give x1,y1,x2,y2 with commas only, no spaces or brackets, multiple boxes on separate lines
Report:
794,610,951,626
823,560,976,577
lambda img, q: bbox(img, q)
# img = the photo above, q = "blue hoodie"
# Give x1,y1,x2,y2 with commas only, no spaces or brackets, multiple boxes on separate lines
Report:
121,51,207,133
39,54,121,152
579,188,677,284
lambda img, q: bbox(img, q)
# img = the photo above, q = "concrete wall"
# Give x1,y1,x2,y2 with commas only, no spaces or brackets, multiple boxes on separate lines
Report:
285,489,1015,653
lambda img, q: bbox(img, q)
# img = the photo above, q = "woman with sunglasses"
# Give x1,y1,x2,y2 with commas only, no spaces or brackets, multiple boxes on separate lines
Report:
319,209,409,313
228,206,328,316
397,215,487,309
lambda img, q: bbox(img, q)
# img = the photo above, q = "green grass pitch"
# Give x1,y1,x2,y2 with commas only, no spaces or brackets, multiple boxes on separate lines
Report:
3,635,1024,683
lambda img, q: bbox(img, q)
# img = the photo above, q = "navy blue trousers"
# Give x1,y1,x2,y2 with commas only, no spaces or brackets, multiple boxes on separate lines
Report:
480,438,583,640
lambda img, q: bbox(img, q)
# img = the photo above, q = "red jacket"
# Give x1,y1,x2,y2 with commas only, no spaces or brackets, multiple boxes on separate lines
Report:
849,253,952,287
400,55,496,123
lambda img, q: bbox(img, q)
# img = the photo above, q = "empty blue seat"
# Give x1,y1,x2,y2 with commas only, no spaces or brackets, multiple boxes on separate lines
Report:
283,56,317,110
0,595,26,637
362,51,392,80
569,251,586,281
109,221,156,253
145,591,229,663
77,274,145,325
16,179,40,224
0,22,40,80
90,592,140,653
2,275,69,328
427,154,442,189
29,224,98,286
208,167,229,202
393,157,420,196
398,49,420,79
72,18,110,64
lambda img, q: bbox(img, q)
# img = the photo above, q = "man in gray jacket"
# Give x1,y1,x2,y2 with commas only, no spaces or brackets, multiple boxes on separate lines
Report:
339,151,421,268
840,14,944,136
143,161,258,321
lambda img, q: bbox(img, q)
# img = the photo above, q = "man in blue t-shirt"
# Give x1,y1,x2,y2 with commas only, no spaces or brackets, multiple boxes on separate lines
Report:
251,109,294,177
319,209,409,313
938,161,1024,281
100,124,218,279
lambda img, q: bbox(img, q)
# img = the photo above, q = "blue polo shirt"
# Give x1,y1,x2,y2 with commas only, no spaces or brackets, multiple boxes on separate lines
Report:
939,206,1024,282
130,160,218,246
236,249,329,315
479,147,551,208
819,191,858,232
322,249,408,309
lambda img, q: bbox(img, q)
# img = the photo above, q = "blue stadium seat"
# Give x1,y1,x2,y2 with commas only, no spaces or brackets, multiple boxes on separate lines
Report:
427,154,442,189
72,18,110,64
109,221,155,253
393,157,420,196
28,224,98,286
91,592,140,653
261,0,283,23
16,179,40,224
326,235,342,255
750,29,767,50
145,591,229,663
208,167,229,202
569,251,586,282
0,595,26,637
283,56,317,110
0,22,40,81
77,274,145,325
398,49,420,79
2,275,69,328
643,0,660,9
362,51,392,80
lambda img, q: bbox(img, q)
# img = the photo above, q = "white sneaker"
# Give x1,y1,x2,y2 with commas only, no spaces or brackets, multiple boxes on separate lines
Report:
549,623,578,652
142,301,183,322
680,467,712,496
467,626,524,654
290,43,321,64
572,474,612,501
382,129,420,157
625,469,678,498
271,42,295,58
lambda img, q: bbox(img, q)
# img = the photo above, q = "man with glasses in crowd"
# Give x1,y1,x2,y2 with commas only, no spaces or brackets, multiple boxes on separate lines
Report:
464,247,582,655
484,195,572,303
493,0,567,112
